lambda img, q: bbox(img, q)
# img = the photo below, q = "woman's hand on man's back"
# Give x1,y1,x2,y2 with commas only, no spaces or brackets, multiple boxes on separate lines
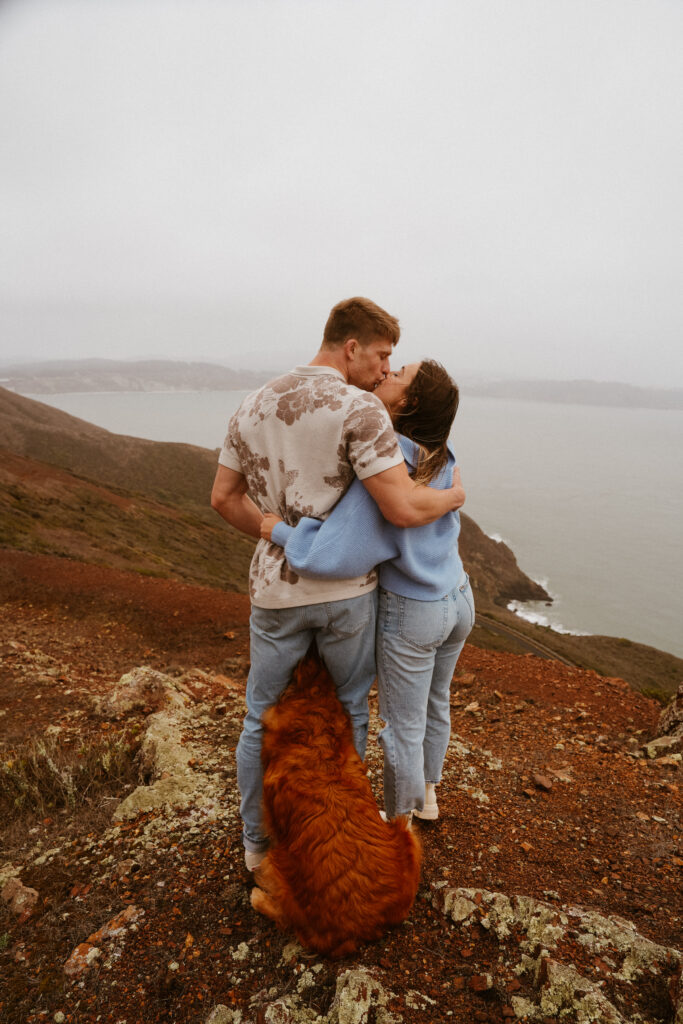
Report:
260,512,283,541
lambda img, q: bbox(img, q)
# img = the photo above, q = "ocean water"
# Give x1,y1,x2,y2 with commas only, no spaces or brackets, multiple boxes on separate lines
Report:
26,389,683,659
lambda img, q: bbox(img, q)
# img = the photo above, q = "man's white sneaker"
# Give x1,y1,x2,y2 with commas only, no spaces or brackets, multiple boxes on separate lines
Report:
245,849,267,872
413,783,439,821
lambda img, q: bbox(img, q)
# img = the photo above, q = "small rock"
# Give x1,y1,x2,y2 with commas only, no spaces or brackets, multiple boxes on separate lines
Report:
645,733,683,758
204,1008,236,1024
86,904,143,944
2,878,39,917
520,841,533,854
511,996,538,1018
279,941,303,965
469,973,493,992
533,774,553,791
116,859,137,877
522,788,535,799
64,943,101,978
656,754,681,766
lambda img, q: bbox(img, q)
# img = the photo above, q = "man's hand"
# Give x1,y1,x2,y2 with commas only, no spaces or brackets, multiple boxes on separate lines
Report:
450,465,465,511
260,512,283,542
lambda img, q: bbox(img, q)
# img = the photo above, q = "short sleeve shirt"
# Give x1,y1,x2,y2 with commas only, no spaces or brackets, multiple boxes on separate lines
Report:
219,365,403,608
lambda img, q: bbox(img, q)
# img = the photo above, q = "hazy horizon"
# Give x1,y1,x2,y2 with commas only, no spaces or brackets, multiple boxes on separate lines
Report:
1,1,682,386
2,351,683,394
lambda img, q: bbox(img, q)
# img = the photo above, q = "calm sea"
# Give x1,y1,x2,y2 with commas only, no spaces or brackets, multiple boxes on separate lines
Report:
26,389,683,659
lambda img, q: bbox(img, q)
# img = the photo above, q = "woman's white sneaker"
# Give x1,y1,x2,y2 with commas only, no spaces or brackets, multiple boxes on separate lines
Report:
380,810,413,826
413,783,439,820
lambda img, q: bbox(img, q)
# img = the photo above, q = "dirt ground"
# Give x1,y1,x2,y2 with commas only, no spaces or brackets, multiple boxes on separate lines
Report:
0,550,681,1024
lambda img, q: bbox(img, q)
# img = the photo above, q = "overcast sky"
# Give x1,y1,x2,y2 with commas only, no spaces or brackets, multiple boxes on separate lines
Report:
0,0,681,385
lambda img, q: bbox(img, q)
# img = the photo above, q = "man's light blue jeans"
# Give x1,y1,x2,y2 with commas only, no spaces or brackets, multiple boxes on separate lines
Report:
376,576,475,818
236,589,378,853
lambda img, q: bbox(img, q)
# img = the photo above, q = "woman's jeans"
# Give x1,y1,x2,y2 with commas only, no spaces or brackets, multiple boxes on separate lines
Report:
236,590,378,853
376,576,475,818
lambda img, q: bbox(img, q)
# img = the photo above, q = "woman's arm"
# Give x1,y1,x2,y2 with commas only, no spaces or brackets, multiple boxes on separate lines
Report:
261,479,400,580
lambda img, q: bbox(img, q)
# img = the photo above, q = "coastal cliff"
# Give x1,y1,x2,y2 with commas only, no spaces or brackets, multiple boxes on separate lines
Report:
2,385,681,696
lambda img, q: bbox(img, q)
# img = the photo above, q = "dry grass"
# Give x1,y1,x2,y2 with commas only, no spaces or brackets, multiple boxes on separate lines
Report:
0,731,141,817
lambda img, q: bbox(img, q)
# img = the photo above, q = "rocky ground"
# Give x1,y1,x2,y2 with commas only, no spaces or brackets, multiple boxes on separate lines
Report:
1,551,681,1024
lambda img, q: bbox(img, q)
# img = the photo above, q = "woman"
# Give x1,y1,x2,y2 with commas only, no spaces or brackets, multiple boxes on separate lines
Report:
261,359,474,821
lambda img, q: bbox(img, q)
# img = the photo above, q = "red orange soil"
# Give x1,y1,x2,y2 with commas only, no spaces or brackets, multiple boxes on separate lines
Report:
0,550,681,1024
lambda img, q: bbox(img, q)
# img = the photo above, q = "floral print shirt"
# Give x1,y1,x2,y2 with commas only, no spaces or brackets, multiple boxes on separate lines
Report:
218,365,403,608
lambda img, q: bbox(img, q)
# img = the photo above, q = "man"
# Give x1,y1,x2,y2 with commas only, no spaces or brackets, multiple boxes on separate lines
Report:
211,297,465,869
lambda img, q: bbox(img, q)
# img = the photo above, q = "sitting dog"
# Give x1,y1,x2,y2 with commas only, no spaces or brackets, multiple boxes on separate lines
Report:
250,646,421,957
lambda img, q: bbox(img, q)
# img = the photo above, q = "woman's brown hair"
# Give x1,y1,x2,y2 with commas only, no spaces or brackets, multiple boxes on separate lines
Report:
393,360,459,485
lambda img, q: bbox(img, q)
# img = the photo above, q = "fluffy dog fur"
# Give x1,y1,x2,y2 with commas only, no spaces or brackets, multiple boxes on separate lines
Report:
250,647,421,957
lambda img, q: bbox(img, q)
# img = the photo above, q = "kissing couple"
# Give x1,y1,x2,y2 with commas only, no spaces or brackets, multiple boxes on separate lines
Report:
212,296,474,875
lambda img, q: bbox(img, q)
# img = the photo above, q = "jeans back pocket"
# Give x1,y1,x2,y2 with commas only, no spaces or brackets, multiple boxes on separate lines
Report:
397,594,449,650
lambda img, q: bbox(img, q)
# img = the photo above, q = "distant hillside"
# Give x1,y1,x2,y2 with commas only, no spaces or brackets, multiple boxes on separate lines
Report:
0,384,221,508
2,360,681,410
0,387,544,610
467,377,683,410
0,358,271,395
0,387,256,590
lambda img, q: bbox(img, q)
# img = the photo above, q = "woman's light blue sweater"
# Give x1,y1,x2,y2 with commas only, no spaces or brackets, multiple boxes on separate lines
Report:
270,434,464,601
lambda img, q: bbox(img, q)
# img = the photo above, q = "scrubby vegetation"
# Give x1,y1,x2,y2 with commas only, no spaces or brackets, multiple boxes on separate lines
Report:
0,731,141,816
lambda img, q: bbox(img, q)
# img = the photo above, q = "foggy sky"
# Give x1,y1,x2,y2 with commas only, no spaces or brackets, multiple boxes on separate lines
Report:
1,0,682,385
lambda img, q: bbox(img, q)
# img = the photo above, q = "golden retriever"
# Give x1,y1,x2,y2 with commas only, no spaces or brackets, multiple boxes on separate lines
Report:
250,646,421,957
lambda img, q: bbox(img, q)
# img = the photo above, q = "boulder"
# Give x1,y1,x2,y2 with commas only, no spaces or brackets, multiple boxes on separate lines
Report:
327,968,396,1024
434,884,682,1023
658,683,683,737
113,703,222,821
94,666,187,719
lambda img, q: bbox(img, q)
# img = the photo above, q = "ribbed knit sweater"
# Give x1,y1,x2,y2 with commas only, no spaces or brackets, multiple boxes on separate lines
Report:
271,435,464,600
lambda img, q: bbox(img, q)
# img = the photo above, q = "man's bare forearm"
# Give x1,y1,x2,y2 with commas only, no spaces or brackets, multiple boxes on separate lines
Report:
406,478,465,524
212,494,263,538
362,463,465,528
211,466,263,539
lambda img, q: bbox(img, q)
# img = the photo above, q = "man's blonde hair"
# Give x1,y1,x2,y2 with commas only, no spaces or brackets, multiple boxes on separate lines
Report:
322,297,400,348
